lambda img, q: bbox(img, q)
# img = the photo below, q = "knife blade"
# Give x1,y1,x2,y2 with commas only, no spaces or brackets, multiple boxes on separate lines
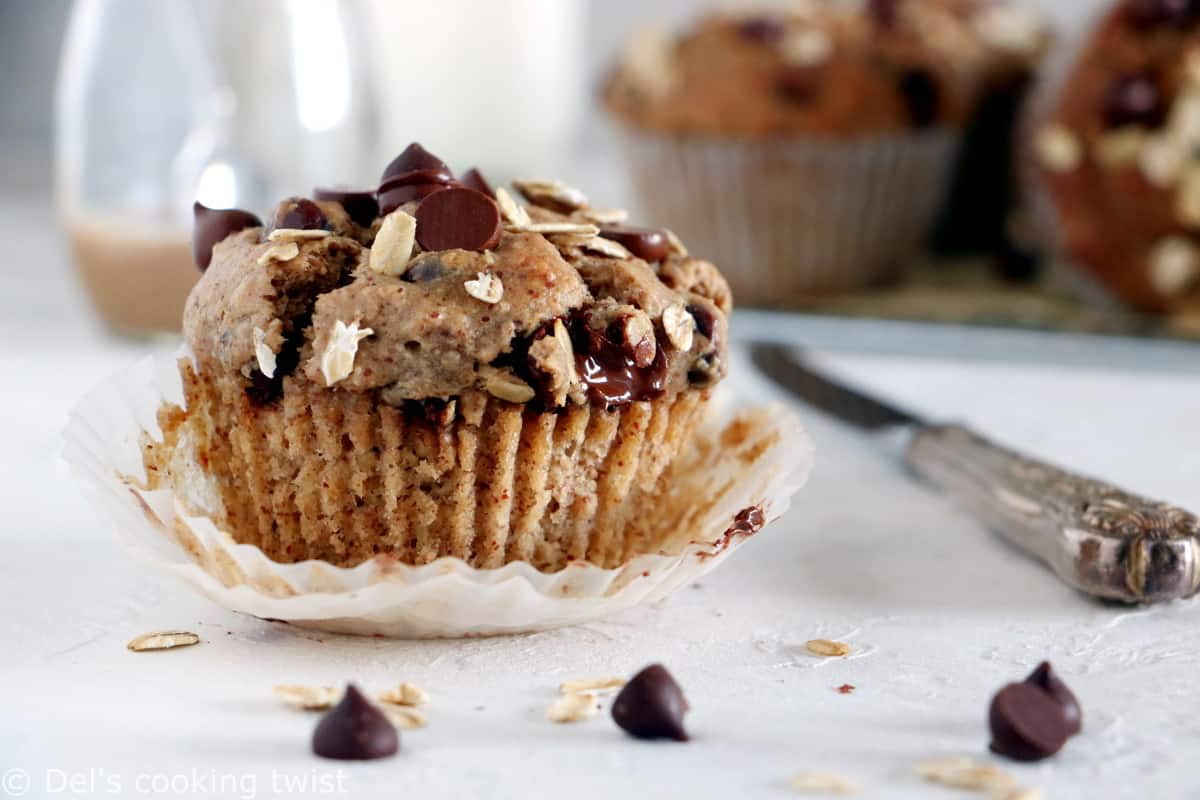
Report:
751,342,1200,604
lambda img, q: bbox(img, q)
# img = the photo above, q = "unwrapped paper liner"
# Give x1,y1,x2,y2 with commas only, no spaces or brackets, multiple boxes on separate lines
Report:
64,353,812,637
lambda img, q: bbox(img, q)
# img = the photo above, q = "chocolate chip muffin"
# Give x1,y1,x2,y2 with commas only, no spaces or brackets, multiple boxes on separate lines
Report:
604,0,1047,301
1034,0,1200,312
145,143,730,572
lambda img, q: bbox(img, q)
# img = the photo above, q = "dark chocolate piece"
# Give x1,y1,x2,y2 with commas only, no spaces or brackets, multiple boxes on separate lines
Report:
1025,662,1082,735
1127,0,1200,29
414,187,502,252
598,227,670,262
572,314,668,407
735,15,786,44
611,664,689,741
314,186,379,227
777,72,817,105
727,506,765,538
686,304,717,340
273,197,329,232
1102,73,1165,130
192,202,262,271
899,69,940,129
311,685,399,761
869,0,899,28
401,255,448,283
988,682,1071,762
377,167,459,215
379,182,451,216
459,167,496,198
380,142,452,186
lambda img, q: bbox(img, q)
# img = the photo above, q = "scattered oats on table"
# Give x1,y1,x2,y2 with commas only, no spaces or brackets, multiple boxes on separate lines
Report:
559,677,627,695
274,684,340,711
915,757,1015,791
805,639,852,657
377,682,429,707
546,692,600,724
788,771,858,795
126,631,200,652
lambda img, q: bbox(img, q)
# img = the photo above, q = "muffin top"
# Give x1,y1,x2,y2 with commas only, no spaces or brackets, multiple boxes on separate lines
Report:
604,0,1048,137
185,143,731,412
1034,0,1200,313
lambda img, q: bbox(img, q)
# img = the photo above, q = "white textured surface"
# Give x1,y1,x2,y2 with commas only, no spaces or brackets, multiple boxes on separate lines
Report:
3,187,1200,797
1,318,1198,799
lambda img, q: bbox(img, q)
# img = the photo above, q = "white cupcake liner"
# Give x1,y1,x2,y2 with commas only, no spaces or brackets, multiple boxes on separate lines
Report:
63,353,813,638
617,128,960,303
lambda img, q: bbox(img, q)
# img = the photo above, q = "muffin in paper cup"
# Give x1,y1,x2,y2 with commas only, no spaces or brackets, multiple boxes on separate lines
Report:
61,142,813,637
603,2,1052,302
63,351,812,638
1024,0,1200,315
616,129,959,299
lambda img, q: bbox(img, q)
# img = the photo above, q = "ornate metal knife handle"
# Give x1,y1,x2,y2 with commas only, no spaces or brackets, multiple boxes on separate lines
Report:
906,424,1200,604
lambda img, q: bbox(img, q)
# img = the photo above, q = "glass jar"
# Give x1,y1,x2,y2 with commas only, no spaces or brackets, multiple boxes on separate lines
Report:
55,0,377,335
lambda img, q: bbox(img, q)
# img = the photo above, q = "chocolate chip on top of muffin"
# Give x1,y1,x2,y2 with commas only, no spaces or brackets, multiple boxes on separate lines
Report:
1035,0,1200,312
604,0,1048,138
163,143,731,571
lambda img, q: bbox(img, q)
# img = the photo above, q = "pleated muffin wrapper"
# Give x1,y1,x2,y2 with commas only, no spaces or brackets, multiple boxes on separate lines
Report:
617,127,960,304
64,350,812,638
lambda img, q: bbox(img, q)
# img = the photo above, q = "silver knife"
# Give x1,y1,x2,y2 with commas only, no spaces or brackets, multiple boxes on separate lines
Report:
751,342,1200,604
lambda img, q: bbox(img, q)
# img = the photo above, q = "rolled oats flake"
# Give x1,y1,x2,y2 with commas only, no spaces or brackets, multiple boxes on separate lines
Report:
805,639,851,657
252,326,277,379
273,685,340,710
464,272,504,304
1034,125,1082,173
257,241,300,266
546,692,600,723
369,210,417,276
320,320,374,386
495,187,532,227
662,303,695,351
126,631,200,652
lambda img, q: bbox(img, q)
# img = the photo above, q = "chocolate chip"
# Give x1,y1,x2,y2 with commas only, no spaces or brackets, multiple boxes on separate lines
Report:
401,255,447,283
311,685,398,761
378,168,458,216
459,167,496,198
727,505,765,537
611,664,689,741
380,142,451,186
379,168,457,193
273,197,329,232
573,315,668,407
414,187,502,252
869,0,900,27
777,72,817,105
598,227,670,262
735,15,786,44
1128,0,1200,28
988,681,1071,762
379,182,451,216
686,304,716,340
192,202,262,271
314,186,379,227
899,69,940,128
1103,74,1165,130
1025,662,1081,735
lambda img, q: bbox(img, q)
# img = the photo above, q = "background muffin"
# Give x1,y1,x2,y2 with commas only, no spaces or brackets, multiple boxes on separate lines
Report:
605,0,1046,302
145,143,731,572
1033,0,1200,313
